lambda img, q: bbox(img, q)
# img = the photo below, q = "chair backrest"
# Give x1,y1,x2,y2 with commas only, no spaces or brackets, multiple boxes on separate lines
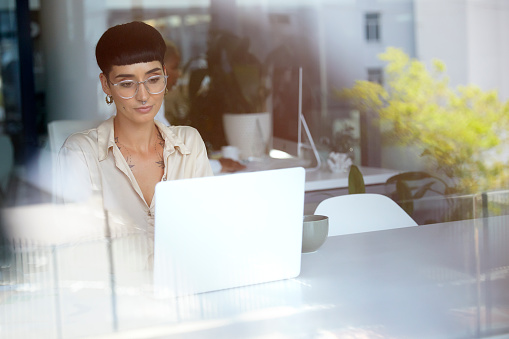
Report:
314,193,418,236
47,120,102,201
48,120,102,155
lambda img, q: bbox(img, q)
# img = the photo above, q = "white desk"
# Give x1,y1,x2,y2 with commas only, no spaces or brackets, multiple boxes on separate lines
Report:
240,157,399,192
303,166,400,214
305,165,399,192
2,216,508,338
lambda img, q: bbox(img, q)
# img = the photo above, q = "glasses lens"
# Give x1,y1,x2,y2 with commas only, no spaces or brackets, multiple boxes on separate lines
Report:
144,75,166,94
116,80,137,99
113,75,167,99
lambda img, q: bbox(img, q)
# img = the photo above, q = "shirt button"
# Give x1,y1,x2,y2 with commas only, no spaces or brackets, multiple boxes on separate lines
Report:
148,210,152,217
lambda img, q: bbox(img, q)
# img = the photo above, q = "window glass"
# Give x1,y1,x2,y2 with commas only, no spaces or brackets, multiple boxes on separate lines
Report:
0,1,20,135
367,68,383,85
365,12,380,42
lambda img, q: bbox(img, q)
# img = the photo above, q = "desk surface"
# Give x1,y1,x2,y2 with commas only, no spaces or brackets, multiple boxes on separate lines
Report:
305,165,399,191
239,157,399,191
2,215,508,338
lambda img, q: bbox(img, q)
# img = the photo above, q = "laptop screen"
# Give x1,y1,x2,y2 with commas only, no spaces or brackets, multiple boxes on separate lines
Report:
153,167,305,297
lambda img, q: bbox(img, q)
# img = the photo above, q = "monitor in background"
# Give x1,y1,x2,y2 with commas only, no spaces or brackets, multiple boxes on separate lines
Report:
271,67,321,170
271,66,301,158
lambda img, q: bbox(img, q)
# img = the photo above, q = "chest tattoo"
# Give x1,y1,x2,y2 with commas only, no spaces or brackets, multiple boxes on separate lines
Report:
155,131,165,168
115,137,135,169
114,130,166,171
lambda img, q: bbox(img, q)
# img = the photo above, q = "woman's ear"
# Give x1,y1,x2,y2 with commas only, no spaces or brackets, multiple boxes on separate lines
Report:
99,73,112,95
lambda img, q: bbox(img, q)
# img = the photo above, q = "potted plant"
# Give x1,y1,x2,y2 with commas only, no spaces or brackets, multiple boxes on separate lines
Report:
339,47,509,195
186,30,271,159
339,47,509,223
348,164,365,194
321,123,358,173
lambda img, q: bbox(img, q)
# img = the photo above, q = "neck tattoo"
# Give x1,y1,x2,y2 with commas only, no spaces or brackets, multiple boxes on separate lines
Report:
114,129,165,171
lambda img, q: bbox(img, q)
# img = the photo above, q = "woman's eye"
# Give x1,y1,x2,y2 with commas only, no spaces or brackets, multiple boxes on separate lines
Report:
119,81,135,88
147,76,161,84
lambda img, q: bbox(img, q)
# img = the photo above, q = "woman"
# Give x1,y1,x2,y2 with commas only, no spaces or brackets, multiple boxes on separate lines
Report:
58,21,213,238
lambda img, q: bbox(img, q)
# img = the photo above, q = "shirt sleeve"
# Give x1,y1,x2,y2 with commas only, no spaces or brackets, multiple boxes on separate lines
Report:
56,139,95,204
192,130,214,177
209,159,222,175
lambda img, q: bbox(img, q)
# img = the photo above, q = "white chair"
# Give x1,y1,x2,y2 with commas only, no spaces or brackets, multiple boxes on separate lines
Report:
48,120,102,155
314,193,418,236
48,120,102,201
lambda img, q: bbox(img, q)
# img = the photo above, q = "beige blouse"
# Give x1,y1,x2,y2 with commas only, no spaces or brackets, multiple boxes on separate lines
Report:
57,116,213,239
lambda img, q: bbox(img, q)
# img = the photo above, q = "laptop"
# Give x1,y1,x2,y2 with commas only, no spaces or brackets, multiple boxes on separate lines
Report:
153,167,305,298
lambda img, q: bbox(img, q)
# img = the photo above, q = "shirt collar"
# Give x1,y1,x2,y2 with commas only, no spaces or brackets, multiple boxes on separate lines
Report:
154,119,191,155
97,116,191,161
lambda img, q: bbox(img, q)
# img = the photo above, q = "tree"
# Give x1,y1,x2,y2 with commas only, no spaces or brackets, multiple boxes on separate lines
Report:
340,47,509,194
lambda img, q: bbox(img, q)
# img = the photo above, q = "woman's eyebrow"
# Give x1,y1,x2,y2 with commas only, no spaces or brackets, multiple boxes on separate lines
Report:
114,68,162,79
114,73,134,79
146,67,162,74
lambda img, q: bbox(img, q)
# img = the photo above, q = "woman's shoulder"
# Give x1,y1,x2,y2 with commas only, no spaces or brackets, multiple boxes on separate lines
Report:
167,124,198,133
164,125,203,140
62,127,99,152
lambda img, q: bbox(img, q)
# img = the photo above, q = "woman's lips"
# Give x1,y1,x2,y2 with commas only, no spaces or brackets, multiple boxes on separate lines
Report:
136,105,153,114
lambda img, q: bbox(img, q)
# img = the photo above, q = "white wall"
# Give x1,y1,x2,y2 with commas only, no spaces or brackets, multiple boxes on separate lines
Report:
321,0,415,91
414,0,469,86
467,0,509,98
498,0,509,101
415,0,509,101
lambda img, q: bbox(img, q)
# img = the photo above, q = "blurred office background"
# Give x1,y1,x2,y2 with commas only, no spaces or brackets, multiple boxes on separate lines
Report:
1,0,509,205
2,2,509,337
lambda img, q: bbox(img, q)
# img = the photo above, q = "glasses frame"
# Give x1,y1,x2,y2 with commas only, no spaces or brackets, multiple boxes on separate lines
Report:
109,75,169,99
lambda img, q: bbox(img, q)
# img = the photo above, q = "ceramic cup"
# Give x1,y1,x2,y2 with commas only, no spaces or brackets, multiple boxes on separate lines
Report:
221,145,240,161
302,215,329,253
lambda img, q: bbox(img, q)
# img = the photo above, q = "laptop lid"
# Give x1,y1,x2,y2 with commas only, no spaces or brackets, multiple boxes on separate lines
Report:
153,167,305,297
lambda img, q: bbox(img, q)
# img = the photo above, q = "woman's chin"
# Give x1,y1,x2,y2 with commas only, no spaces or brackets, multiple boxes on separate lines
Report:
116,112,156,125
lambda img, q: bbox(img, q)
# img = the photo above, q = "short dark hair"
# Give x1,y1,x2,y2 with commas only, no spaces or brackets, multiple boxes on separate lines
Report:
95,21,166,75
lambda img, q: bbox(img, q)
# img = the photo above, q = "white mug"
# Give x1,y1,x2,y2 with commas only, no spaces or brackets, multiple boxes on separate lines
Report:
221,145,240,161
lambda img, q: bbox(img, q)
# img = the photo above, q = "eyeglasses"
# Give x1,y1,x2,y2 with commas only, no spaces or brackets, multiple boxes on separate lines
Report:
109,75,168,99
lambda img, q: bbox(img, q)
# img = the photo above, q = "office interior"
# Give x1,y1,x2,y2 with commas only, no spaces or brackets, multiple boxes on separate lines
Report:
1,0,509,338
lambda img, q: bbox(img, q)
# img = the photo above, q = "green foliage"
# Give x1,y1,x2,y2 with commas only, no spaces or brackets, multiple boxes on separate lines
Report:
206,30,269,114
340,47,509,194
348,165,365,194
183,30,271,150
385,171,455,222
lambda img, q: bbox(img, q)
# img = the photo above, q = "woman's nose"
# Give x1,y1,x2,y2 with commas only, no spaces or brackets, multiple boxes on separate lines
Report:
136,82,150,102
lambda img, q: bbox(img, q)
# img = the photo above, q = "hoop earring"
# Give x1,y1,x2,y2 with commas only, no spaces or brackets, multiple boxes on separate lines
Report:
105,95,113,105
